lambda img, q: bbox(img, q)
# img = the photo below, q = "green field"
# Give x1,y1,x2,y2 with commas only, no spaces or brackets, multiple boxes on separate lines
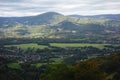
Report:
31,63,44,67
50,43,110,49
6,43,111,49
50,58,63,63
6,43,49,49
7,63,21,69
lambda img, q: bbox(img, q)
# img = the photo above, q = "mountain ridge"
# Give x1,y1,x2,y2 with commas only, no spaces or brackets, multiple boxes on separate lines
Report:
69,14,120,20
0,12,120,41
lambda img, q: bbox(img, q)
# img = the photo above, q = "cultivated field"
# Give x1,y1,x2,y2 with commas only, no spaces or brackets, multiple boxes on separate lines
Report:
50,43,110,49
6,43,49,49
6,43,112,49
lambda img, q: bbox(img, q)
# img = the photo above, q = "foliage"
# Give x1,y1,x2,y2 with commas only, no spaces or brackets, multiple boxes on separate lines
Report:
0,53,120,80
40,53,120,80
40,63,75,80
74,61,106,80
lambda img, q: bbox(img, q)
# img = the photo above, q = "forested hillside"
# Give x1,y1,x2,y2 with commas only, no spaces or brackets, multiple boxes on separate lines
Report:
0,52,120,80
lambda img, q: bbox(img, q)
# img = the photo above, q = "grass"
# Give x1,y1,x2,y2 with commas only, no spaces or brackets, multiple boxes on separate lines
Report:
7,63,21,69
6,43,111,49
6,43,49,49
50,58,63,63
106,73,116,80
31,63,43,67
31,63,47,68
50,43,110,49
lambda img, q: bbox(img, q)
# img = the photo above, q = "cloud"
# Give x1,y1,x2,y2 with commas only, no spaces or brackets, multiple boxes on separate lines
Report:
0,0,120,17
0,0,29,2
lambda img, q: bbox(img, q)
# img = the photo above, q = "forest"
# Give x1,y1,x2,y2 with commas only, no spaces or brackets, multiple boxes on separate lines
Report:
0,52,120,80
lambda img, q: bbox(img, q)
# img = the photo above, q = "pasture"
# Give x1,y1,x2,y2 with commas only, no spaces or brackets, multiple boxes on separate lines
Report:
50,43,110,49
6,43,49,49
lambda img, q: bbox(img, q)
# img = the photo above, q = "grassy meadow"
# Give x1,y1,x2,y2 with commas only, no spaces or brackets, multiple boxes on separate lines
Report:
50,43,110,49
5,43,111,49
6,43,49,49
7,63,21,69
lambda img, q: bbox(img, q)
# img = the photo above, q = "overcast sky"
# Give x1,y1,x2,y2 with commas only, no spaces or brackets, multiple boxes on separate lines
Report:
0,0,120,17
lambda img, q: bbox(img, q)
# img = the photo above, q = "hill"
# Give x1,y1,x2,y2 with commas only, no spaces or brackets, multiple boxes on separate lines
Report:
0,12,66,27
0,12,120,43
69,14,120,20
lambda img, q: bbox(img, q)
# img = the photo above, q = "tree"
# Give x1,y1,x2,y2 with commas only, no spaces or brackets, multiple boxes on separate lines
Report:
75,61,106,80
40,63,74,80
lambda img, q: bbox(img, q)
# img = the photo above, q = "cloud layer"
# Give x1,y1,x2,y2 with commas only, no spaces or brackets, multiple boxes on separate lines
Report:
0,0,120,17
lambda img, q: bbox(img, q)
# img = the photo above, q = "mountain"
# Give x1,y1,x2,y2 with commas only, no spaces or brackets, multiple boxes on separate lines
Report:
69,14,120,20
0,12,120,43
1,12,120,28
23,12,66,25
0,12,66,28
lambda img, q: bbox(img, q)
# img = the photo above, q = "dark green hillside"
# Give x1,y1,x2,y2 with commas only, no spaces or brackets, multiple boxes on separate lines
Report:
1,52,119,80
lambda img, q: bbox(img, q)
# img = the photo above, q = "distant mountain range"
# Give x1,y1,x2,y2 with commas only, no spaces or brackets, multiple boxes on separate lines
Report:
69,14,120,20
0,12,120,42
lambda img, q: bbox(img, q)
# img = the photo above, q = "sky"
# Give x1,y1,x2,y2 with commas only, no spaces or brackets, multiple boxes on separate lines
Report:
0,0,120,17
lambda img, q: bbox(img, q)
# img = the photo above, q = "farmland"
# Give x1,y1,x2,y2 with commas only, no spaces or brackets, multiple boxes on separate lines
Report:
5,43,111,49
7,63,21,69
5,43,49,49
50,43,110,49
2,43,120,64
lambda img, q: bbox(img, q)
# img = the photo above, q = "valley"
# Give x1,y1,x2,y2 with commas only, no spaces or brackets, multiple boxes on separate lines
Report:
0,12,120,80
0,12,120,68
